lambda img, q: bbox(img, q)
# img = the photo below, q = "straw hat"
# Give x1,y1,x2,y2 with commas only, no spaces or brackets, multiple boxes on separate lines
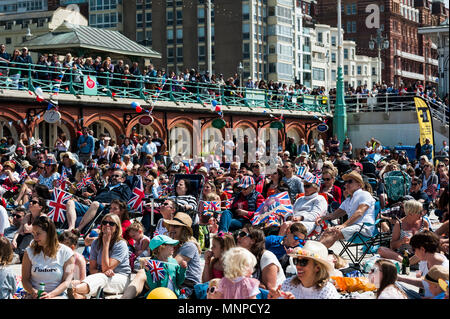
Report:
163,212,193,236
3,161,15,170
342,170,365,188
288,240,333,272
424,265,449,286
21,160,32,170
60,152,77,166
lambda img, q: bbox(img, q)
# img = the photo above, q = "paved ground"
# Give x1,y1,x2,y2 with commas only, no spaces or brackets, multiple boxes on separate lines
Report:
8,210,441,299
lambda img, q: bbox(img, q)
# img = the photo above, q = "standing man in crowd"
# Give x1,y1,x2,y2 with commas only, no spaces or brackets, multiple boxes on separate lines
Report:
77,126,95,164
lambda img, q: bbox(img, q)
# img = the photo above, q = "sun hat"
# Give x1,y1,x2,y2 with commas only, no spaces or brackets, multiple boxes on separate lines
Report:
163,212,193,236
21,160,32,169
237,176,255,189
342,170,365,188
149,235,179,251
43,158,57,166
3,161,15,170
288,240,333,272
424,265,449,286
60,152,77,166
196,166,207,174
299,151,309,158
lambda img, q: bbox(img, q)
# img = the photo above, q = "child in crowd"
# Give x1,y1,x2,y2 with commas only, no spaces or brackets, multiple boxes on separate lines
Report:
213,247,260,299
0,236,16,299
127,221,150,270
368,259,407,299
144,235,187,298
206,278,221,299
58,230,86,281
424,265,449,299
202,231,236,282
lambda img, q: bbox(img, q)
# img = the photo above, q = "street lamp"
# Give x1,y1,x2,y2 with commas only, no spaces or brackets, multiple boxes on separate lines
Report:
238,61,244,90
369,28,389,85
333,0,347,151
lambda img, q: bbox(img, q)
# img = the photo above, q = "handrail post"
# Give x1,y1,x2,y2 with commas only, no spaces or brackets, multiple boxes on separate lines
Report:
356,94,360,113
385,92,388,113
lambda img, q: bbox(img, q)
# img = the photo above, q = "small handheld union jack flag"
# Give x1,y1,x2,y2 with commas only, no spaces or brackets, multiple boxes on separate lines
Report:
128,175,145,212
76,175,93,190
202,201,220,212
145,259,166,282
19,170,28,182
48,188,72,224
56,168,68,190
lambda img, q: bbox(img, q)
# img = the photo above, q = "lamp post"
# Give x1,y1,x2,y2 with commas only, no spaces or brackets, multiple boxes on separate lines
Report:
206,0,212,75
333,0,347,151
369,28,389,85
238,61,244,91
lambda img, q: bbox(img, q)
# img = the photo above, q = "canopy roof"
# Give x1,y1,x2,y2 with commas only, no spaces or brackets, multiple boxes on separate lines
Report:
23,22,161,59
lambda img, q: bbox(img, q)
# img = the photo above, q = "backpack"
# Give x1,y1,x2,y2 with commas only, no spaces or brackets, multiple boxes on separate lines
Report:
383,171,411,203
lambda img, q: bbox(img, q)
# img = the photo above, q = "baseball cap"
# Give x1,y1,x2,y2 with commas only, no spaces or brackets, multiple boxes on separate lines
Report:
149,235,179,251
352,162,363,170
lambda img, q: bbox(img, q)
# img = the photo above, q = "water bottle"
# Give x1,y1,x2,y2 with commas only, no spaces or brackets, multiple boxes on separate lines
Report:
179,288,187,299
37,282,45,298
286,256,297,278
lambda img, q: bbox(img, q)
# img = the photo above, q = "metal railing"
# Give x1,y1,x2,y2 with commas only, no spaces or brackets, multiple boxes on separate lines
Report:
0,62,330,114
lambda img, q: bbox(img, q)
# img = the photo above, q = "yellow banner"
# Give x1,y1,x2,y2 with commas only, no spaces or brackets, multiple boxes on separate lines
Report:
414,97,435,160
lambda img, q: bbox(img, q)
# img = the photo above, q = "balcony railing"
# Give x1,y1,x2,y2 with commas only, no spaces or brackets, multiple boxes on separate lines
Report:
395,49,425,63
427,58,439,66
0,61,330,114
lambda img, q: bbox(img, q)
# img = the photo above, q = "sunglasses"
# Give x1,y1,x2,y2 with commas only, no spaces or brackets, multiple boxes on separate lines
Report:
101,221,116,226
323,178,332,181
111,174,122,178
238,231,251,238
145,179,154,183
411,183,418,186
206,286,216,294
293,258,310,267
293,236,306,246
344,180,354,184
162,202,172,207
38,166,45,169
30,200,39,205
304,184,313,188
12,214,23,218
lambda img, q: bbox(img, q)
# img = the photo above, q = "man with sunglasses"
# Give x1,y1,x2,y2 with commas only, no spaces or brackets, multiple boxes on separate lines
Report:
317,171,376,249
3,207,25,242
217,176,265,232
409,177,430,209
282,160,304,203
66,169,132,232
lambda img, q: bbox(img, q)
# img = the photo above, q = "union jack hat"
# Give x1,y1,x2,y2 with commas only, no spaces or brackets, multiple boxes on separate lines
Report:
88,162,98,169
109,163,121,170
237,176,255,189
303,172,321,187
43,158,57,166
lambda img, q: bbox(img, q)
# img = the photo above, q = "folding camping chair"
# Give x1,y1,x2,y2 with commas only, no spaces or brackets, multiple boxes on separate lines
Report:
337,201,387,269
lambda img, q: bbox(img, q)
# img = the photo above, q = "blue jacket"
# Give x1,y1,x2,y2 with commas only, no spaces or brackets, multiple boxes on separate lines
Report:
77,134,95,154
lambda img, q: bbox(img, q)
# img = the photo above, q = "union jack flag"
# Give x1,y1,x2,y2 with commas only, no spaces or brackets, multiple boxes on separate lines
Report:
76,175,93,190
145,259,166,282
296,166,307,178
19,170,28,182
202,201,221,212
48,188,72,224
223,198,232,210
56,168,68,190
128,175,145,212
251,191,293,226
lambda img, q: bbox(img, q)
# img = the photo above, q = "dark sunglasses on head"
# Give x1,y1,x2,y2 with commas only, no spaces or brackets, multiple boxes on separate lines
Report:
238,231,251,238
101,221,116,226
293,258,310,267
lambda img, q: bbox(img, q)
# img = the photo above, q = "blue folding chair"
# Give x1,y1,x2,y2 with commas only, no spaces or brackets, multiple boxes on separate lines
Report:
337,201,388,268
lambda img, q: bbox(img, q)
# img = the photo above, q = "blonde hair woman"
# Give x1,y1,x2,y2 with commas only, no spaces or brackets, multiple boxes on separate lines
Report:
378,199,429,264
268,241,340,299
71,213,131,299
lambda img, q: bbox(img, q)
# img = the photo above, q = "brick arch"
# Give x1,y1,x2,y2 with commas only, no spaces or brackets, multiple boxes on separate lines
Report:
0,109,26,138
83,113,125,140
126,112,166,139
285,122,306,140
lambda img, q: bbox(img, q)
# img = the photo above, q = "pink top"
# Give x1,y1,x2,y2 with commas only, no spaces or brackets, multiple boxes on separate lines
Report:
218,277,260,299
212,267,224,279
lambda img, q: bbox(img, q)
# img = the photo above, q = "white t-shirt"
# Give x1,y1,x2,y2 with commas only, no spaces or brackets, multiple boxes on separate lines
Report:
260,250,286,287
339,189,376,227
224,140,235,160
0,205,10,235
25,243,73,294
280,276,341,299
378,284,407,299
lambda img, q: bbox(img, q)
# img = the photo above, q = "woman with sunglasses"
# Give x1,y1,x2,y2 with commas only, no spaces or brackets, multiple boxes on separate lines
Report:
268,241,340,299
237,225,286,291
38,158,60,190
71,213,131,299
320,169,342,205
11,197,48,261
22,216,75,299
261,167,289,198
420,162,439,202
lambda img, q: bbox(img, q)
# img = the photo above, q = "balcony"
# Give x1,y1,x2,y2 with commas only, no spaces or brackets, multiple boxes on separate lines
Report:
395,49,425,63
427,75,438,83
427,58,439,66
396,69,425,81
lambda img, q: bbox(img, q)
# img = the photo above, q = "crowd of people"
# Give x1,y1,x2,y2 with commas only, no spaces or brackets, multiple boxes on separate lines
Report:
1,45,449,112
0,122,448,300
